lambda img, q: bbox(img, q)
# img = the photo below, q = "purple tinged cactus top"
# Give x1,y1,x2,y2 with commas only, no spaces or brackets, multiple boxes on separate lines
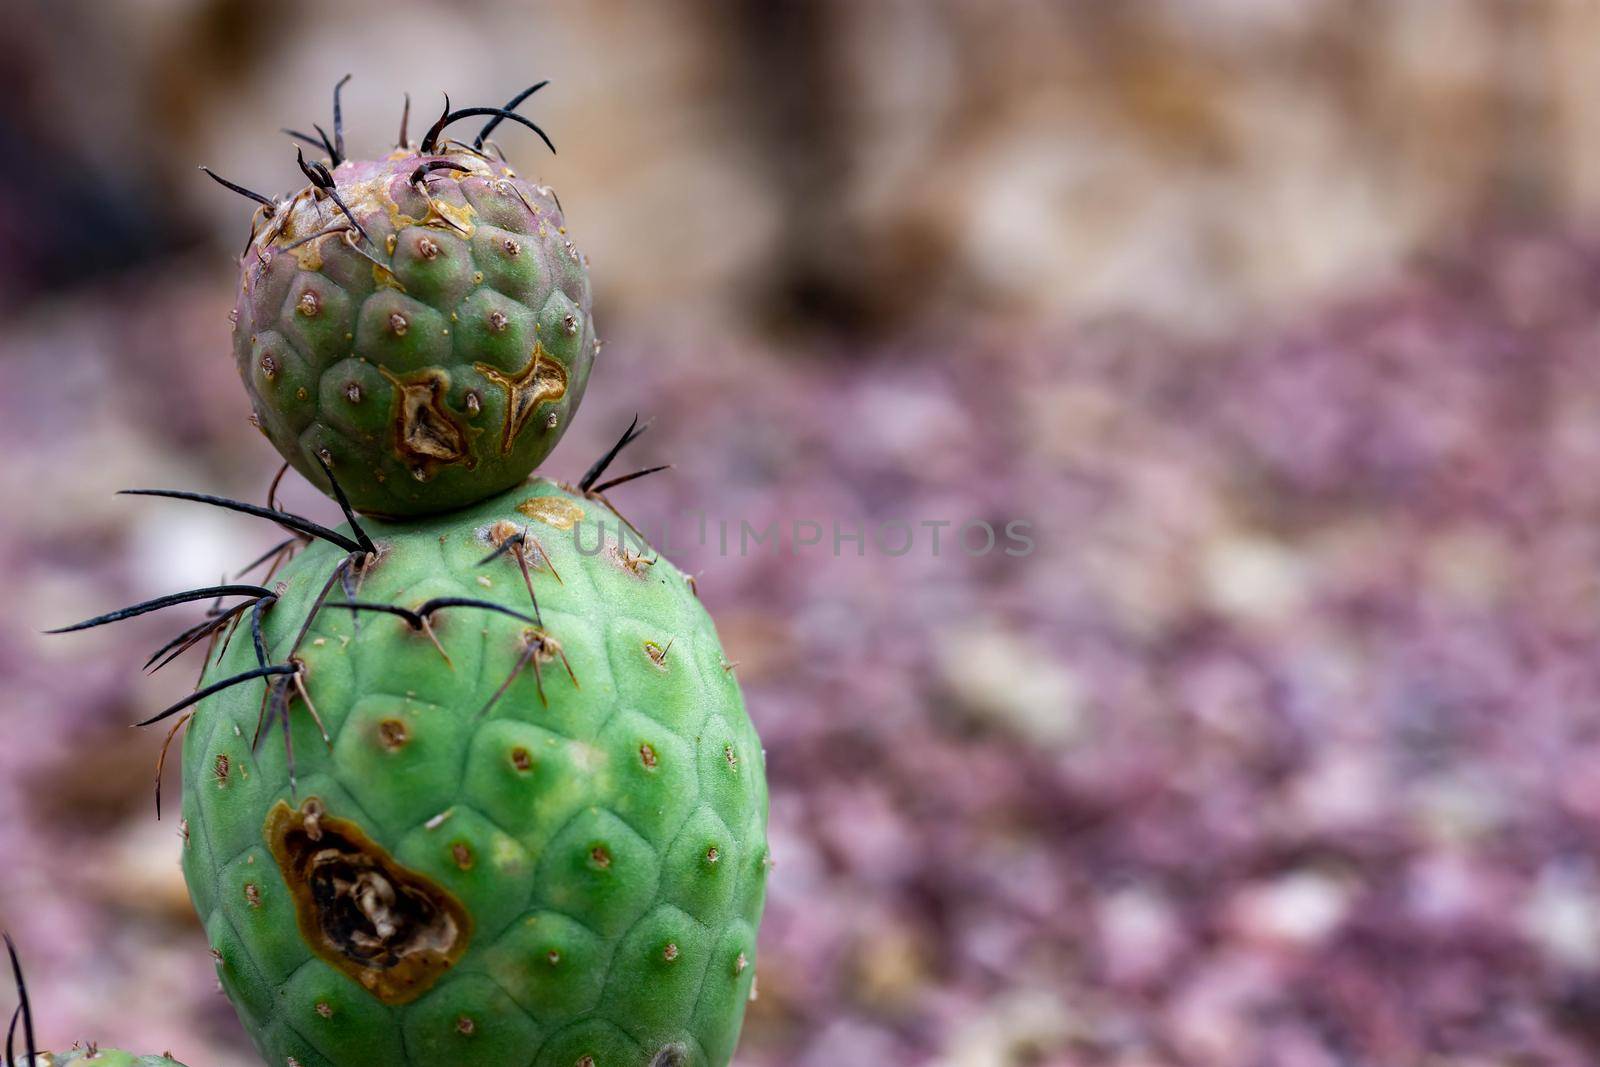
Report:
221,86,596,518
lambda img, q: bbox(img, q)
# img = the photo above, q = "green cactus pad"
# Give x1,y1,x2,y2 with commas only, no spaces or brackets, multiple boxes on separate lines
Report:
179,480,768,1067
233,151,596,517
21,1052,189,1067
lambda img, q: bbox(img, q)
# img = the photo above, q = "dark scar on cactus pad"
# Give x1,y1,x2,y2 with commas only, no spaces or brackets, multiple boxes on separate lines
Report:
379,367,469,473
475,342,568,454
266,798,471,1005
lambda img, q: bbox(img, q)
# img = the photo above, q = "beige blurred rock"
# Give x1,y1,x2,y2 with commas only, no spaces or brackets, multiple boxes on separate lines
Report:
1523,862,1600,971
932,989,1079,1067
1098,885,1182,985
32,0,1600,336
85,817,193,923
1203,533,1309,625
1228,870,1353,949
1423,524,1513,610
937,625,1085,749
847,919,927,1016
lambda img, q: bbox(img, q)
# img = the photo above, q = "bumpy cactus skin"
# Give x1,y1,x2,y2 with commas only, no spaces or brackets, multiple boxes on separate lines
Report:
21,1054,188,1067
180,480,768,1067
234,152,596,517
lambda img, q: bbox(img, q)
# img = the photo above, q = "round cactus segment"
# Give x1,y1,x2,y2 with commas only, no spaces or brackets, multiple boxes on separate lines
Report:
179,480,768,1067
233,151,596,517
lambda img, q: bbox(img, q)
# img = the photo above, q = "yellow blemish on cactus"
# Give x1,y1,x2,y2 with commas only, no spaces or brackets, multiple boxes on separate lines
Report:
287,237,326,271
516,494,584,530
371,260,406,292
428,198,478,237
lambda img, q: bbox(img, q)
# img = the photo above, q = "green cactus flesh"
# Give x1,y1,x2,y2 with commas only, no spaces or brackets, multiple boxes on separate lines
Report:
233,151,596,517
178,480,768,1067
21,1052,189,1067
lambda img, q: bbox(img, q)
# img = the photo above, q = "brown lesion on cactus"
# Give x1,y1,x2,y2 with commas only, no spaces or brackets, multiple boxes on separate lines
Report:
377,718,409,750
378,367,470,478
475,341,568,455
266,797,472,1006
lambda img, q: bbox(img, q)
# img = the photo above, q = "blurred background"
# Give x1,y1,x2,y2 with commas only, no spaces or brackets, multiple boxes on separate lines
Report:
7,1,1600,1064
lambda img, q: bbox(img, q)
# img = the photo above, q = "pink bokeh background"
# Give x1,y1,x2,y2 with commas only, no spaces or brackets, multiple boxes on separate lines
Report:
7,3,1600,1064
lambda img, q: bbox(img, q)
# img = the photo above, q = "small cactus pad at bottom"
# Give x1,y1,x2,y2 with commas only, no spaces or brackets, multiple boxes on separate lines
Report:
2,934,191,1067
178,478,768,1067
19,1052,189,1067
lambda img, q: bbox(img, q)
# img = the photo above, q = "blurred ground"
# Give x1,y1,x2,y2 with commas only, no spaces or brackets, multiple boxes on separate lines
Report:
6,2,1600,1065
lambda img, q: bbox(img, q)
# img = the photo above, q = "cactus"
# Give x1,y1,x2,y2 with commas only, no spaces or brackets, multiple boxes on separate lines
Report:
53,433,768,1067
211,79,596,517
45,77,769,1067
4,935,190,1067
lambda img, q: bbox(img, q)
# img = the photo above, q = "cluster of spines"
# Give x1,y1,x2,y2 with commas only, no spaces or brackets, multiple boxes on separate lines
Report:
46,418,670,816
202,76,560,260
